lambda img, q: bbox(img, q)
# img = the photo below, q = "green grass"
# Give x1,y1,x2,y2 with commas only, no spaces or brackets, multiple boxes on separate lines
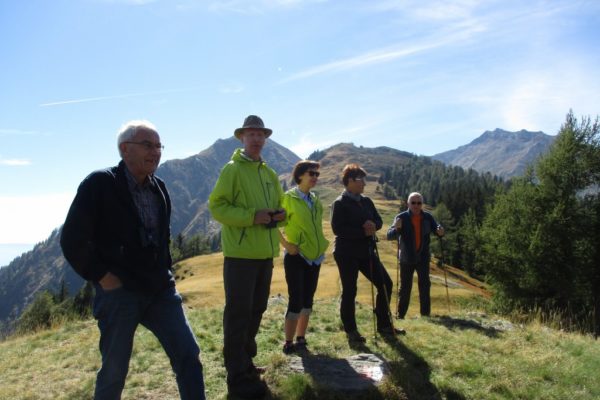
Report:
2,189,597,399
2,297,600,400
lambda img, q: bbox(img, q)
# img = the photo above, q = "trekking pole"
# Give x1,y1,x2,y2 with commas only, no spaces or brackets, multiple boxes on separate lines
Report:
396,237,401,318
368,244,377,338
372,236,396,332
438,236,451,314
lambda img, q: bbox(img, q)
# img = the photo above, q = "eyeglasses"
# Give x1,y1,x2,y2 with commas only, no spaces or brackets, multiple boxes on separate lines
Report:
410,201,422,205
353,177,366,182
124,141,164,151
307,171,320,177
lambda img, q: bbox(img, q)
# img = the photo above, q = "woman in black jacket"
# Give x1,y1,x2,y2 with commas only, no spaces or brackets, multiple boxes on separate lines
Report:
331,164,403,342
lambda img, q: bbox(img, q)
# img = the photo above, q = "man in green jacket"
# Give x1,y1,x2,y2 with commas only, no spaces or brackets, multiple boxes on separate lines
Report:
208,115,285,399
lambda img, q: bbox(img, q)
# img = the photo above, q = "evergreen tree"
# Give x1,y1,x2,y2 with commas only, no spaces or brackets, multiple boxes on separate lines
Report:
73,281,94,317
458,208,483,278
479,111,600,331
432,203,457,265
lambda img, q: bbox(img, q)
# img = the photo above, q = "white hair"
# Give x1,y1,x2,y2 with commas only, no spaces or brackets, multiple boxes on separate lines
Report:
117,120,157,157
407,192,423,203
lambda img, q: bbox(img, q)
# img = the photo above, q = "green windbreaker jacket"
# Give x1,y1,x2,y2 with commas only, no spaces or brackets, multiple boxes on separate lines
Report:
281,188,330,260
208,149,284,259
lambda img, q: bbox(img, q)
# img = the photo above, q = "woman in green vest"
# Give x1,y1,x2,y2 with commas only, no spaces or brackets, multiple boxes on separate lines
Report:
279,160,330,354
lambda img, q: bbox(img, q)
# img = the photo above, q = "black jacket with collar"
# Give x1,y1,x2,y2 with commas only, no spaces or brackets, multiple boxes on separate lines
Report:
60,161,174,294
330,192,383,258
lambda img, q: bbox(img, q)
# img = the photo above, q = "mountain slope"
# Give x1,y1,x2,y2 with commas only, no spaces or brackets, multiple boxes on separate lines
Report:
432,129,555,178
312,142,414,186
0,230,81,325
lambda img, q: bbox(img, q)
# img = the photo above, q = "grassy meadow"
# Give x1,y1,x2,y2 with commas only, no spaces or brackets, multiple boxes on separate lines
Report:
2,190,599,399
2,288,600,399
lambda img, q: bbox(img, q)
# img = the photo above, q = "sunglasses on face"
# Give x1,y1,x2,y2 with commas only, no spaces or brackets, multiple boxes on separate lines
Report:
307,171,320,177
410,201,422,205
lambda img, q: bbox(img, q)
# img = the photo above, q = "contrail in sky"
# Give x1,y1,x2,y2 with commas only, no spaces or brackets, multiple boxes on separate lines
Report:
40,88,200,107
278,24,483,84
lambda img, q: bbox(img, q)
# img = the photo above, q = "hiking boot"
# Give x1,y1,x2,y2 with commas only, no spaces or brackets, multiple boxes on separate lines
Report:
378,326,406,336
346,330,367,343
282,341,296,355
227,373,267,399
295,336,308,350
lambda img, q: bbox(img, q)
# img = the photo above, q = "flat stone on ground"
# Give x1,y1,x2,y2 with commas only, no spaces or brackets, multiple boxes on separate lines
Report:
287,353,388,392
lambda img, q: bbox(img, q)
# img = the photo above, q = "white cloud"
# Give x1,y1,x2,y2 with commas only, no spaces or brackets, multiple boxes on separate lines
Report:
288,133,337,159
288,120,386,157
208,0,325,14
97,0,158,5
495,62,598,134
0,129,38,136
218,82,245,94
0,193,74,244
0,158,31,166
368,0,480,19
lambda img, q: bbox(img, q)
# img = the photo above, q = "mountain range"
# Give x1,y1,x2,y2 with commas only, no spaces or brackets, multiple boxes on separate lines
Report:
0,129,553,326
432,128,554,178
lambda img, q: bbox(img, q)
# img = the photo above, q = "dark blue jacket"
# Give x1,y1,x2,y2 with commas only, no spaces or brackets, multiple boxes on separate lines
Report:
387,210,439,265
60,161,174,294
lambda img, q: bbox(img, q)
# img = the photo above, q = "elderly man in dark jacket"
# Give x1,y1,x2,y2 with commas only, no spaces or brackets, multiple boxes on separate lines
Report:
60,120,205,400
387,192,444,319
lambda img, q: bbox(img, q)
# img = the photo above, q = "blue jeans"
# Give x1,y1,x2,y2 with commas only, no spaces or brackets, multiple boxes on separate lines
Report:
92,284,205,400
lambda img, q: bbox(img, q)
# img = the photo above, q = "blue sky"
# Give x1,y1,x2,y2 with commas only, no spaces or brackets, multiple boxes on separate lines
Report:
1,0,599,265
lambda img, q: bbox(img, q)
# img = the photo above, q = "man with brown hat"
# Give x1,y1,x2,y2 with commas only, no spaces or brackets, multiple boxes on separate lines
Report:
209,115,285,399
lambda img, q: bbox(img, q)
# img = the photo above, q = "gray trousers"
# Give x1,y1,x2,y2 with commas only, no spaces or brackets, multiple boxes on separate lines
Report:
223,257,273,382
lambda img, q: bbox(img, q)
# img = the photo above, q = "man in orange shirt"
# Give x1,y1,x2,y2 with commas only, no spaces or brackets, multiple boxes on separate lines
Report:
387,192,444,319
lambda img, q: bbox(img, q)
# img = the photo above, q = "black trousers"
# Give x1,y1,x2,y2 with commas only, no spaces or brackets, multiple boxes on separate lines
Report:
223,257,273,382
397,261,431,318
284,253,321,318
334,252,393,332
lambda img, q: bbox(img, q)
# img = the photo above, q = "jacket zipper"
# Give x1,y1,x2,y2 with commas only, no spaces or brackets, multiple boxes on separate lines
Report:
309,196,323,257
257,162,276,257
238,228,246,245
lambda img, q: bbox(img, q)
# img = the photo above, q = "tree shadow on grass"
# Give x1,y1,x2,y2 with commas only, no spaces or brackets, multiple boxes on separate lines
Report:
380,334,466,400
428,315,502,338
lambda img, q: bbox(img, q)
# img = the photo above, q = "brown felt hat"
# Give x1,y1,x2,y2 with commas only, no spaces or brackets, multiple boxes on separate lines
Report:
234,115,272,139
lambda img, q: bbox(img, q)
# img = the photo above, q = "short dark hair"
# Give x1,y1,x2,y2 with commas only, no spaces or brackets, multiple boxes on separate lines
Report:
341,163,367,186
292,160,320,184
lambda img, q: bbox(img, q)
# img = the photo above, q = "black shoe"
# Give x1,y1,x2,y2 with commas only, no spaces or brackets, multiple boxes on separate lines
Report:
346,330,367,343
228,373,267,399
295,336,308,350
378,326,406,336
282,341,296,355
